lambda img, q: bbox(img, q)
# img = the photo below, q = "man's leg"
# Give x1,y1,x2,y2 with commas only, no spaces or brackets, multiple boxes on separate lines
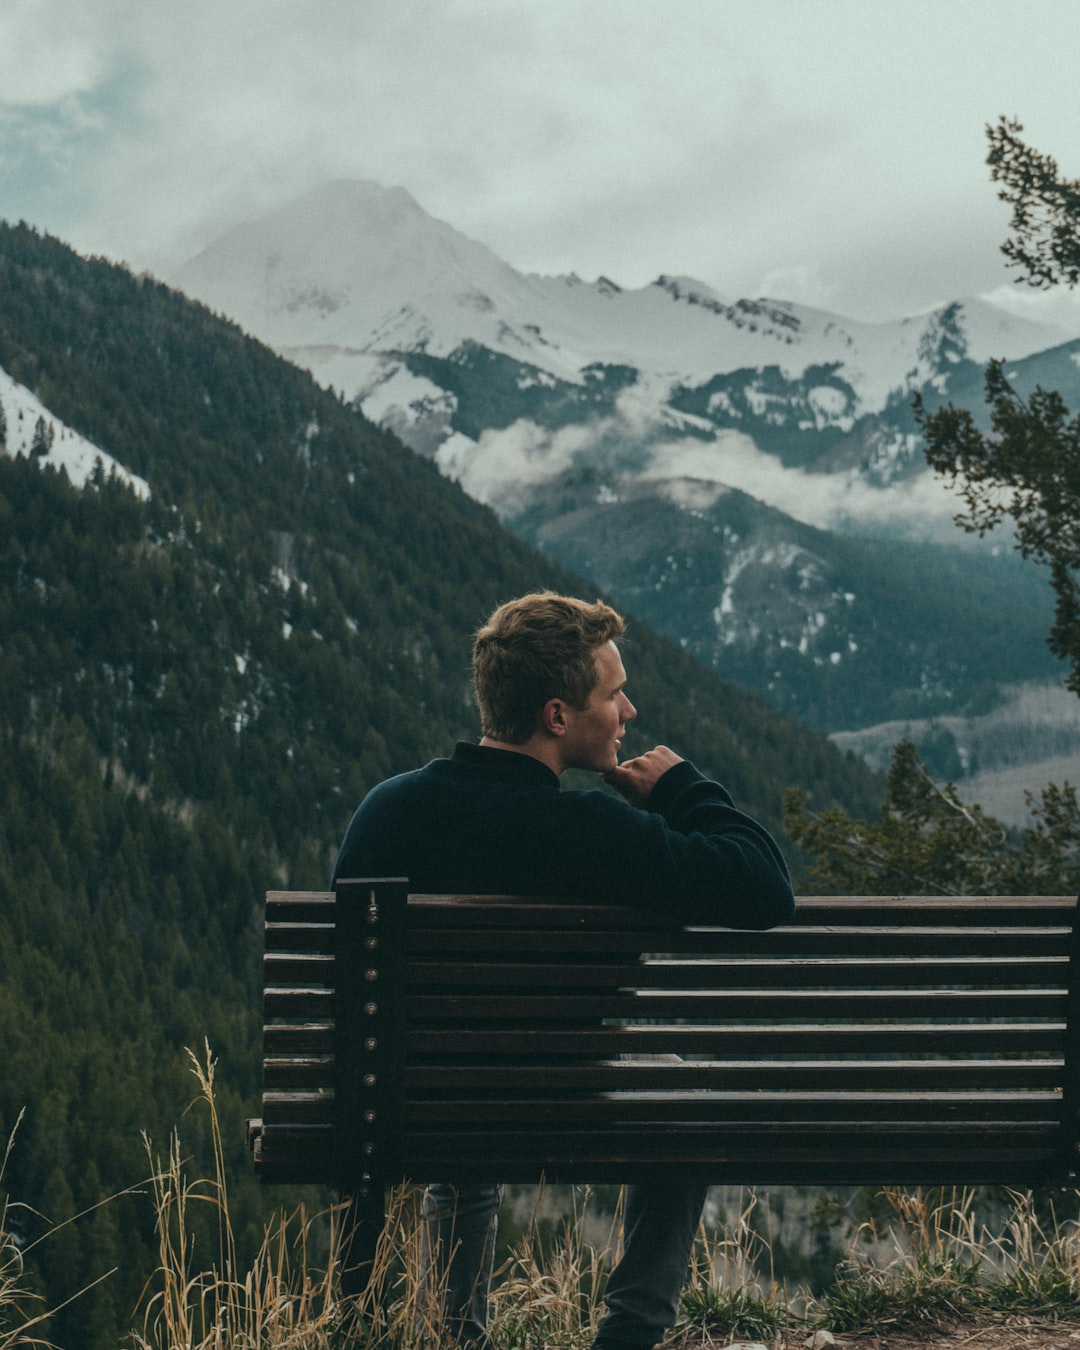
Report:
420,1182,502,1346
594,1182,709,1349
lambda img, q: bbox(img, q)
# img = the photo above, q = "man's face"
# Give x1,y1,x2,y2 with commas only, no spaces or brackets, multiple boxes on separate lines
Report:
561,640,637,774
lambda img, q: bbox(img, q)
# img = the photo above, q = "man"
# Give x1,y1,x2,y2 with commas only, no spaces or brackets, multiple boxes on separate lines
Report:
332,591,795,1350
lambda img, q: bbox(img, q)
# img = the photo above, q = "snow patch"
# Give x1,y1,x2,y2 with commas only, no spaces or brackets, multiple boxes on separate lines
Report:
274,567,308,597
806,384,853,430
1,367,150,499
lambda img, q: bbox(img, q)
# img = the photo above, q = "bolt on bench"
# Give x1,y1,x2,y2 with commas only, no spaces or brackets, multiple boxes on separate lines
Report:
246,880,1080,1289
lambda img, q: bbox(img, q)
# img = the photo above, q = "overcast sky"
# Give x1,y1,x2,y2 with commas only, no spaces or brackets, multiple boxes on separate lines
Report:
5,0,1080,328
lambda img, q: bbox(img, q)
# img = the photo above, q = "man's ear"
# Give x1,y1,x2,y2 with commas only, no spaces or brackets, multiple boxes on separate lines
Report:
540,697,567,737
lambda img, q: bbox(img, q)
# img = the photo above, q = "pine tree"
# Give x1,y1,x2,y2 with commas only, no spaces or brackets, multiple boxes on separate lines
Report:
29,415,54,458
916,118,1080,693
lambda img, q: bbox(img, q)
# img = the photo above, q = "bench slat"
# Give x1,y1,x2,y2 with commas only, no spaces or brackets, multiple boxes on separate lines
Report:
405,1058,1068,1091
402,1125,1065,1185
261,1094,334,1125
406,988,1069,1021
406,927,1074,958
408,1023,1067,1056
265,924,336,954
265,989,334,1018
406,1090,1063,1124
265,954,335,984
407,955,1071,991
263,1024,334,1054
263,1057,334,1090
405,895,1075,928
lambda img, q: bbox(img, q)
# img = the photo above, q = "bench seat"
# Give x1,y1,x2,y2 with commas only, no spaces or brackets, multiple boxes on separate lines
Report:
248,881,1080,1194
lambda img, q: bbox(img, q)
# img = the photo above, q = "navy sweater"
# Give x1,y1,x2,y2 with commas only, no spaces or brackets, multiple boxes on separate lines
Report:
332,742,794,929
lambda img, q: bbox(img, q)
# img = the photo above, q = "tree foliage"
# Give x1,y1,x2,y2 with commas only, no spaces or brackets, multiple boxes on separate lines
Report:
915,119,1080,694
916,359,1080,692
784,739,1080,896
988,114,1080,290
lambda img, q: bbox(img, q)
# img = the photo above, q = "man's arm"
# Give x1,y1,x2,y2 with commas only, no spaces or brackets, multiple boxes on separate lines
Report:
600,746,795,928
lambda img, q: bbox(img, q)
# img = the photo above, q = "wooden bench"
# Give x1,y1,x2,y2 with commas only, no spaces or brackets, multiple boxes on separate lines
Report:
246,880,1080,1287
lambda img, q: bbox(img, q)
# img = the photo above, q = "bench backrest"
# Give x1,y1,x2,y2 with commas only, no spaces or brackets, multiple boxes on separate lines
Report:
254,881,1080,1191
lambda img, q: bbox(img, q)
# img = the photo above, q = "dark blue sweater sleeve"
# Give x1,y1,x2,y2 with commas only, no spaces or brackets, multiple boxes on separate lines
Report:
627,759,795,927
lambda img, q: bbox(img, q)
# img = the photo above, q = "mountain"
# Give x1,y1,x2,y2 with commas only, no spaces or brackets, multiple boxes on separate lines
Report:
172,179,1071,401
172,181,1076,740
0,221,880,1349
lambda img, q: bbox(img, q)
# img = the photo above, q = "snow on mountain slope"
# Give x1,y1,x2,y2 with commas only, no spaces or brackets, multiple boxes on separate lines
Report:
172,180,1074,411
0,366,149,497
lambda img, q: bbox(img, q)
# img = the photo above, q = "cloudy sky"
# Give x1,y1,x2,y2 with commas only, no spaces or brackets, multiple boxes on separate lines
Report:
5,0,1080,328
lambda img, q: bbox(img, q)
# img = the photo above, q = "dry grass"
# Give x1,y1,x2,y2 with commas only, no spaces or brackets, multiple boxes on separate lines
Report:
3,1053,1080,1348
676,1191,800,1345
0,1108,122,1350
817,1186,1080,1335
488,1184,615,1350
0,1108,50,1350
133,1043,344,1349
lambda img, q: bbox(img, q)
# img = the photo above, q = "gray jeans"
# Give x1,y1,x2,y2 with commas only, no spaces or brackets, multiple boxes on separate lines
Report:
421,1181,708,1347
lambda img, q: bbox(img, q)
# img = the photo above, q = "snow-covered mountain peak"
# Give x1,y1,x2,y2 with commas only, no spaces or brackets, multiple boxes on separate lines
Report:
173,178,526,350
172,177,1080,429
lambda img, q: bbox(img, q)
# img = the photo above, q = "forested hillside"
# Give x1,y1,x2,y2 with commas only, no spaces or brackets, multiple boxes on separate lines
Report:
0,222,881,1348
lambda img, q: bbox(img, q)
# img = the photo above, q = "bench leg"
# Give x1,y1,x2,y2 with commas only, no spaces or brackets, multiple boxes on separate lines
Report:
338,1187,386,1300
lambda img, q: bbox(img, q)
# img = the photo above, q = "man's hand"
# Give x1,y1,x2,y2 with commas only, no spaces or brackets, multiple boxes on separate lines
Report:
605,745,683,808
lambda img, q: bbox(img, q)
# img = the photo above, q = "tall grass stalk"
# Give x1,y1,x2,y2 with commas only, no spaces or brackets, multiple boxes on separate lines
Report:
135,1043,345,1349
1,1108,120,1350
135,1044,454,1350
0,1108,49,1350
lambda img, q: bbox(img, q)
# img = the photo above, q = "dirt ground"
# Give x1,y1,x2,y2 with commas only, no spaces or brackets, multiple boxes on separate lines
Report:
686,1313,1080,1350
824,1314,1080,1350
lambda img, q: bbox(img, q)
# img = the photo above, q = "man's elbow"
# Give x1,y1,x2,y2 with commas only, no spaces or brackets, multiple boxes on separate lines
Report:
759,878,796,928
731,873,796,930
681,874,796,928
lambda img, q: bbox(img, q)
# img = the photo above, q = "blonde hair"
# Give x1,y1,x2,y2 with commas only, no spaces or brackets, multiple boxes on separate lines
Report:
473,591,625,743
